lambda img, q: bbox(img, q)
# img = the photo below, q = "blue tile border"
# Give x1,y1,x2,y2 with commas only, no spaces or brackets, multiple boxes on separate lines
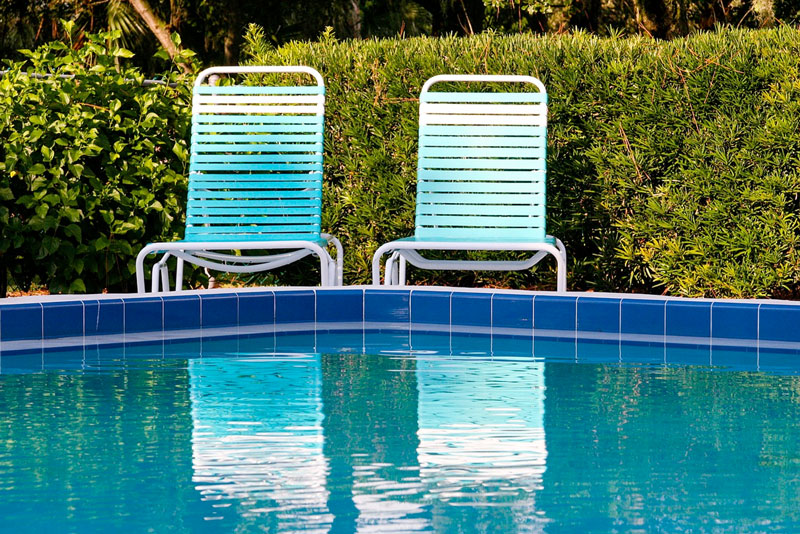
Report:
0,288,799,359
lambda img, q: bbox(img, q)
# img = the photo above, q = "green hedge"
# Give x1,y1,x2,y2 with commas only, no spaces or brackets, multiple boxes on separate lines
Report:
244,26,800,297
0,32,192,294
3,27,800,297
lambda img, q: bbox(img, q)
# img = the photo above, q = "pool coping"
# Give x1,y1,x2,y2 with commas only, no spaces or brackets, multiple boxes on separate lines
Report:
0,286,798,355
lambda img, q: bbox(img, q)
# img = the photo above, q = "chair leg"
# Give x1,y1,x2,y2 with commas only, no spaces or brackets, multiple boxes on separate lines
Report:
151,263,161,293
160,263,170,292
176,257,184,292
554,238,568,293
398,256,407,286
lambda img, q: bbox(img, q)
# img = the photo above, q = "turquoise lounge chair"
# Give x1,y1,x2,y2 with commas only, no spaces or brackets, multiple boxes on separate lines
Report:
371,74,567,292
136,66,342,292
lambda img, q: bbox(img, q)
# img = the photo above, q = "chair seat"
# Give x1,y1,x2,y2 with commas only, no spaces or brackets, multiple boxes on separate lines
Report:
178,235,329,247
398,235,556,246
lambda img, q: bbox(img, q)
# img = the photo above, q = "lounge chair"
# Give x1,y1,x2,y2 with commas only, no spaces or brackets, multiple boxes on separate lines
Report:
136,66,342,292
371,74,567,292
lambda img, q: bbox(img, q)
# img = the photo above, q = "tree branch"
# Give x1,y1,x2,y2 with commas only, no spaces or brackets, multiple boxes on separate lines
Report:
128,0,191,73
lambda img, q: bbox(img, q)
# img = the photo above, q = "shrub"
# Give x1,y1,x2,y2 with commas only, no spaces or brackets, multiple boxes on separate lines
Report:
244,25,800,297
0,30,192,294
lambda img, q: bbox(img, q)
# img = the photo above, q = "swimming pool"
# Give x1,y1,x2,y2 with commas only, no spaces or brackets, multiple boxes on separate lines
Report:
1,287,800,532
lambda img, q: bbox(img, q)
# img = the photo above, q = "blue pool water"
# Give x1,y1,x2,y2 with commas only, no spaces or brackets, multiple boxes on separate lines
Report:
2,332,800,532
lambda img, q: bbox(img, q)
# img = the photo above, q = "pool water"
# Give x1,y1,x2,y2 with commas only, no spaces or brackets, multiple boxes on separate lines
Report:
2,333,800,532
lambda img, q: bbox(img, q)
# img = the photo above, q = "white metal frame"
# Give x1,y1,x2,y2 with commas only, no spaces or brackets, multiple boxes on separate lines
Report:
136,234,343,292
371,74,567,292
135,65,343,293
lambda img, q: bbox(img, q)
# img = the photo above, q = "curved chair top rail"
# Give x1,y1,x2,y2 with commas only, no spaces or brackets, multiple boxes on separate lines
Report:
421,74,545,94
195,66,324,88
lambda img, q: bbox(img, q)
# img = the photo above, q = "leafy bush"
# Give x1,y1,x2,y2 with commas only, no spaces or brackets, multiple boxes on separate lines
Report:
0,29,192,294
244,25,800,297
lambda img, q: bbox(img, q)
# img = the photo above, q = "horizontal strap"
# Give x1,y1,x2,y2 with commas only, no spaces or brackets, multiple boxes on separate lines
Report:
418,181,545,193
188,206,319,216
419,169,544,182
186,224,320,234
417,203,542,216
195,86,324,95
193,134,320,143
187,215,320,224
417,192,540,204
193,124,322,134
189,190,322,199
182,232,323,243
194,104,322,115
189,198,320,208
189,172,322,183
193,115,322,124
190,173,320,181
194,95,322,105
415,227,547,240
421,114,546,126
192,143,321,153
419,147,545,159
420,136,545,148
416,214,545,226
190,163,321,171
422,92,547,103
192,154,322,163
190,181,321,190
419,158,545,170
422,125,545,137
421,103,546,115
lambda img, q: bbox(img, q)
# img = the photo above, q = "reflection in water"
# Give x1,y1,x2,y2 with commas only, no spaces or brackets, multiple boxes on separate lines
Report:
189,355,332,532
188,351,549,533
416,356,547,532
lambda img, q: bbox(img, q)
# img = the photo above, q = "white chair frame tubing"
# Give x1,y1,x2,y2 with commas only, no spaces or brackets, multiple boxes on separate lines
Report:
136,235,343,293
372,238,567,293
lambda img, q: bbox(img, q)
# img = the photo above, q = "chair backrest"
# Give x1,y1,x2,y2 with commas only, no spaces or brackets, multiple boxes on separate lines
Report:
415,74,548,241
186,66,324,243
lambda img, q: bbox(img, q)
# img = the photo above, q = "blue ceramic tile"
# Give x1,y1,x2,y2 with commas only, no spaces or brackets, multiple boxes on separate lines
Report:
577,339,619,362
620,341,664,364
364,289,410,324
93,299,124,336
275,290,315,324
665,300,711,339
365,329,410,352
492,335,533,356
317,289,362,323
164,295,201,331
124,297,163,334
450,332,491,355
621,299,665,336
238,291,275,326
316,331,363,353
711,302,758,341
534,295,577,332
759,304,800,344
200,293,238,328
534,336,575,360
758,348,800,372
577,297,620,334
410,331,451,354
1,303,42,341
410,291,451,325
42,301,84,339
451,292,491,328
492,294,533,330
710,346,757,371
666,343,711,366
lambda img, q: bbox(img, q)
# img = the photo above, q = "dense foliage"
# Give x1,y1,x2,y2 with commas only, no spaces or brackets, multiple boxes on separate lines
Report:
2,0,798,69
2,26,800,297
0,29,192,294
243,25,800,297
